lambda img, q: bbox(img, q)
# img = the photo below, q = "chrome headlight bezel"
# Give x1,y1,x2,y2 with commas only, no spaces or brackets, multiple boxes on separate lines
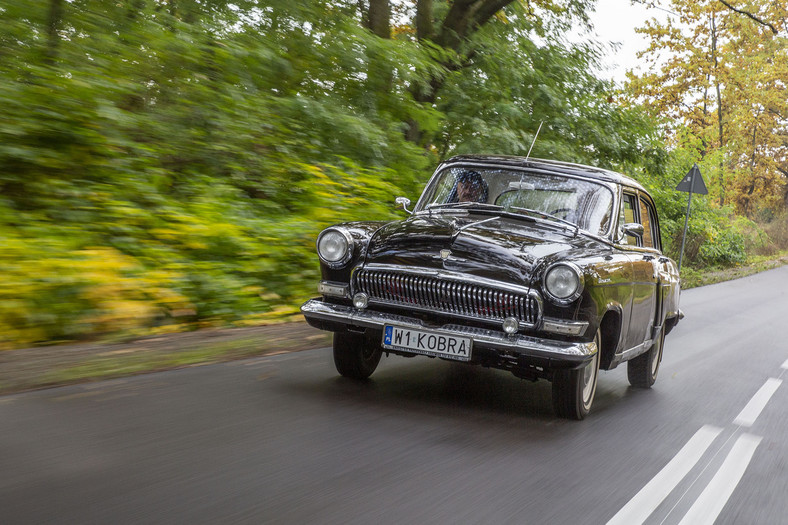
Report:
543,262,584,304
316,228,354,269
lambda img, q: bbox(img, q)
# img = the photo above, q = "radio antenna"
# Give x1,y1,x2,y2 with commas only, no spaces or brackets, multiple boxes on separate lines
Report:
525,121,543,160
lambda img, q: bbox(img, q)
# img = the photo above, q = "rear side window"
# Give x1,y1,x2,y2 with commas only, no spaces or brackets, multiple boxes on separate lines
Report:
639,197,659,250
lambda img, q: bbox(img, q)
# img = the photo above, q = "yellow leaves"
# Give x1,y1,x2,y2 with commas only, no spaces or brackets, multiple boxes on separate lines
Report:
259,291,281,301
149,227,181,241
65,248,194,332
625,0,788,218
80,299,158,333
242,305,303,325
0,245,195,350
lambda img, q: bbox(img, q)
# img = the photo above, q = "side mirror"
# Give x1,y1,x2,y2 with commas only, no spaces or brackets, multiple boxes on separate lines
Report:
395,196,412,215
621,222,644,239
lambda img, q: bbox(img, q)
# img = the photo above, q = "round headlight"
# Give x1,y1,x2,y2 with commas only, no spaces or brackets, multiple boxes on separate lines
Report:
544,263,582,303
317,228,353,268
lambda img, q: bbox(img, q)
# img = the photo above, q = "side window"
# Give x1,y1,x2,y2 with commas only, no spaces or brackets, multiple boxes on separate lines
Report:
619,193,638,245
638,198,654,248
639,197,659,250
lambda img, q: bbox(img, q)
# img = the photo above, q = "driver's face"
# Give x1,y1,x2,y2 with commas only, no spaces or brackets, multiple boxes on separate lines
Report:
457,180,482,202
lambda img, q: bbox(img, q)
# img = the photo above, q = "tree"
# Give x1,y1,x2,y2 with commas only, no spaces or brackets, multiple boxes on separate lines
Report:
356,1,594,146
0,0,668,347
627,0,788,217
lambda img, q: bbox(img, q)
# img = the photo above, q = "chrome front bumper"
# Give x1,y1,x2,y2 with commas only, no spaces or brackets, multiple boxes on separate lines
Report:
301,299,596,366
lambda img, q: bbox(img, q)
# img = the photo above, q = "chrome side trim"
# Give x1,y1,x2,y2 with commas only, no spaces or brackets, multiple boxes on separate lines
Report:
618,339,653,361
301,299,596,361
542,318,589,336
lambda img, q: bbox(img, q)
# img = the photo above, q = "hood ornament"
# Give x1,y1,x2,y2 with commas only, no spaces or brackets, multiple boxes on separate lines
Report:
433,248,467,264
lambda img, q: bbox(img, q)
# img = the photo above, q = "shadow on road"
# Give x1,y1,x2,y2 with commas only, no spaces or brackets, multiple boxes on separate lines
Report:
276,354,640,431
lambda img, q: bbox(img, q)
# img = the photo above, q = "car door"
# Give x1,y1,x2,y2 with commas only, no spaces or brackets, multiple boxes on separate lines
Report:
641,194,680,332
621,191,660,350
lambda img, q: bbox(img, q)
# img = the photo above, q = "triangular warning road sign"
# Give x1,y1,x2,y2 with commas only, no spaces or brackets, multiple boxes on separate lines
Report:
676,164,708,195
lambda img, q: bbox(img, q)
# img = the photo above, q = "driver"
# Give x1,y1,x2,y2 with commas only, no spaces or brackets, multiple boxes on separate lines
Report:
453,170,489,203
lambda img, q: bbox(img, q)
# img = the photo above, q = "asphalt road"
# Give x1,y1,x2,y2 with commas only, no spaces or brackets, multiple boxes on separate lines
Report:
2,266,787,524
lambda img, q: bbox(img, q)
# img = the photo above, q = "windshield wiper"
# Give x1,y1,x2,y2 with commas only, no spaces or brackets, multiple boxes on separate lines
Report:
422,203,579,236
508,206,580,235
425,202,504,212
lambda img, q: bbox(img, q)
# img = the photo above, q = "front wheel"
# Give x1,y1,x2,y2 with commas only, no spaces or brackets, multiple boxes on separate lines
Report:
627,327,664,388
333,331,382,380
552,330,601,420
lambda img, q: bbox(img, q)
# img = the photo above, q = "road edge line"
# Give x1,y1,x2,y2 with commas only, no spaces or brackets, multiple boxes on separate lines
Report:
605,425,722,525
677,433,762,525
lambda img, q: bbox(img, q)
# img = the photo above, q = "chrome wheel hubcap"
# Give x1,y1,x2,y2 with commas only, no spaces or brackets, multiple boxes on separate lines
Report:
582,352,598,404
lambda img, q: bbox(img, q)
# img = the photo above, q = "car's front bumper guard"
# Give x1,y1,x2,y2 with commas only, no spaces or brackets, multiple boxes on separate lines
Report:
301,299,596,368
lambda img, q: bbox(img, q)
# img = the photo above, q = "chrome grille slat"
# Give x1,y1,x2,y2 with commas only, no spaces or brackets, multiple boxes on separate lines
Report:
353,269,540,326
518,296,525,321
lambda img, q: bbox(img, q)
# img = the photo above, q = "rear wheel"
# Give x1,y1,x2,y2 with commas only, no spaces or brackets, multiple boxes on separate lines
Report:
552,330,601,420
627,327,664,388
333,331,382,380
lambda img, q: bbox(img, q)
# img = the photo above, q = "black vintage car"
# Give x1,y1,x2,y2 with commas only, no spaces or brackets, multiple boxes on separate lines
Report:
301,155,681,419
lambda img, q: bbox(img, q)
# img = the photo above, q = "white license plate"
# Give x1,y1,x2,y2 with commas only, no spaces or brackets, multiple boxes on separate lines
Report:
382,325,472,362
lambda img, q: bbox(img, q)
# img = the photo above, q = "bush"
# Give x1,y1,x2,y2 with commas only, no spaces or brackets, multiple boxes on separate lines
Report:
630,143,776,270
758,212,788,255
698,224,747,266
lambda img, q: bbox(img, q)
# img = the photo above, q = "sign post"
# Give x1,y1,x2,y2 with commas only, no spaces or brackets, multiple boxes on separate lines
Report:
675,163,708,272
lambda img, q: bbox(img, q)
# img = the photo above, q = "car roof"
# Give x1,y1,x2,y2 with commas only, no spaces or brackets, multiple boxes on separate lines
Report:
440,155,648,194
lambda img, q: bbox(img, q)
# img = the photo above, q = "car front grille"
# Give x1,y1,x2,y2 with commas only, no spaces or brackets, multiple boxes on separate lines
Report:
352,268,540,327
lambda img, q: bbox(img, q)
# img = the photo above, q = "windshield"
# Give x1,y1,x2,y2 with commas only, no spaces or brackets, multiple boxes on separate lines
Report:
415,166,615,235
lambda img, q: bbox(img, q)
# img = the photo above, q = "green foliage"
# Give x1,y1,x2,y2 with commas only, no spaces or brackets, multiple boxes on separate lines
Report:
0,0,420,348
630,137,778,269
0,0,762,349
435,13,662,168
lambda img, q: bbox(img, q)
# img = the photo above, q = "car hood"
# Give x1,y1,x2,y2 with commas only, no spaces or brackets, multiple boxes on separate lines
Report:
364,213,605,285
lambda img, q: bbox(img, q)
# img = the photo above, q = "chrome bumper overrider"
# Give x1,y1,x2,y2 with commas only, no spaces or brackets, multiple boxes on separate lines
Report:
301,299,596,363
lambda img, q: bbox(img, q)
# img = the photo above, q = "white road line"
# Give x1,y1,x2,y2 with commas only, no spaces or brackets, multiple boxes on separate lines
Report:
733,378,783,427
677,433,762,525
606,425,722,525
782,359,788,370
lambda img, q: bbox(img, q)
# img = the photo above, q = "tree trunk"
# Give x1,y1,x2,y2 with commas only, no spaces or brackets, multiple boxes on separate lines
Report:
711,13,725,207
405,0,516,147
716,80,724,207
367,0,391,38
365,0,392,112
701,76,709,158
416,0,434,41
45,0,64,64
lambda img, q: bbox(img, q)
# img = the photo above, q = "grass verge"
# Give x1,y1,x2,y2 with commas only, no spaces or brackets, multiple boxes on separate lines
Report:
680,252,788,289
0,326,331,395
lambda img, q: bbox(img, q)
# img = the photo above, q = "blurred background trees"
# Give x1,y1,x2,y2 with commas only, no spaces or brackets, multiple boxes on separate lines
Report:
626,0,788,260
0,0,785,348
